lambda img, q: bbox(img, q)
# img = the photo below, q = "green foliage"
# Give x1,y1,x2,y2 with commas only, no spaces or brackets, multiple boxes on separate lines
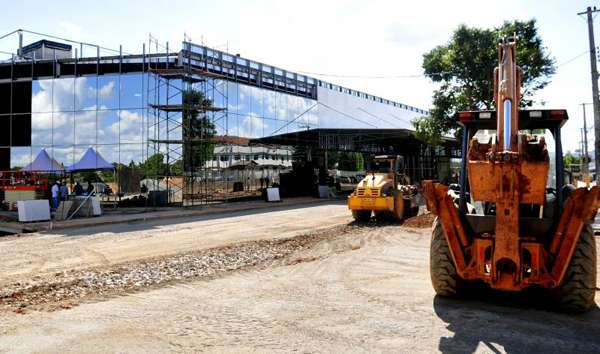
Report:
339,152,364,171
124,91,217,179
183,90,216,171
139,153,168,178
171,159,184,175
418,19,555,143
100,163,126,183
564,153,576,166
101,171,116,183
412,116,444,146
564,152,591,166
327,151,364,171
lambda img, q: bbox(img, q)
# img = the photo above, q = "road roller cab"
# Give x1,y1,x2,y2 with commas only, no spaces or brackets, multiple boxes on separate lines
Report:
348,155,418,222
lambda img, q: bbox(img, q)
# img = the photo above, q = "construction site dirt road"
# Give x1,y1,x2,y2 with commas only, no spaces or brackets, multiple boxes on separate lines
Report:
0,202,599,353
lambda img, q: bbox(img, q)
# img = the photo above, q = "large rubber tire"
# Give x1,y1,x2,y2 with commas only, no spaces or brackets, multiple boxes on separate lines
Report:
352,210,371,222
554,223,597,313
430,218,464,297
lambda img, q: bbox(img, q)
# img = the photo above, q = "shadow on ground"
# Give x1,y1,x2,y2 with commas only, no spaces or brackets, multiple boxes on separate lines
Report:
433,291,600,354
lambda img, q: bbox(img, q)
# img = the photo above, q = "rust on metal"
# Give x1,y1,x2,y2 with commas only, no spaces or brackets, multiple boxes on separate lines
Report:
423,37,600,292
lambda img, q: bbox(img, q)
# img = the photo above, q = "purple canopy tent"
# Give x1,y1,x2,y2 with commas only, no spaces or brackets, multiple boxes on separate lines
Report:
65,147,114,172
21,149,64,173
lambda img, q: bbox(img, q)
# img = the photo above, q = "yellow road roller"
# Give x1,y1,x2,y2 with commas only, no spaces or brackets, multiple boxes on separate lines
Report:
347,155,418,221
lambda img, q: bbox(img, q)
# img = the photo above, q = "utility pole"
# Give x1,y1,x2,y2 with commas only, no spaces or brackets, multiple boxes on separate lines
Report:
582,103,591,185
578,6,600,181
581,128,585,184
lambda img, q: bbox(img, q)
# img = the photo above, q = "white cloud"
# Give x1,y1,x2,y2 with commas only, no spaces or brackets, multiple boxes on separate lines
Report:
89,81,115,99
32,77,90,115
10,148,34,167
239,112,267,138
31,80,52,113
113,110,143,143
98,81,115,98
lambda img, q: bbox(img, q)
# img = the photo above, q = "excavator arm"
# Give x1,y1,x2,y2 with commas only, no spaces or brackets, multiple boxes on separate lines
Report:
423,37,600,294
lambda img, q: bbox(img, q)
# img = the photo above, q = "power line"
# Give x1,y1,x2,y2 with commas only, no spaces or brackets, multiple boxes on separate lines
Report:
555,50,590,68
578,6,600,182
356,107,397,127
296,70,427,79
317,102,378,128
20,28,129,54
294,50,589,81
269,103,319,135
0,29,20,42
388,113,414,125
0,28,131,55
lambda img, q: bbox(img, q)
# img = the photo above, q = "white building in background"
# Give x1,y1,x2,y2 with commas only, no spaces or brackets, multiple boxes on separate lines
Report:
203,136,293,183
204,136,292,169
208,145,293,169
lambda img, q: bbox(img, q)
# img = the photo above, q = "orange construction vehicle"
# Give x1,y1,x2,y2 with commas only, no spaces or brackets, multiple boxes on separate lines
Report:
423,37,599,312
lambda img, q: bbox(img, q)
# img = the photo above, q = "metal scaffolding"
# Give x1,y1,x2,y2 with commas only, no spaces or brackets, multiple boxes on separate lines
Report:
146,37,229,205
0,29,449,210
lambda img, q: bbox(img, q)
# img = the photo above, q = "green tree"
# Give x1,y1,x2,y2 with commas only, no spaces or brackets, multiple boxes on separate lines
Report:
183,90,217,172
415,20,555,144
327,151,364,171
139,153,168,178
564,152,590,166
342,152,364,171
100,162,128,183
564,152,577,166
171,159,184,175
412,115,444,146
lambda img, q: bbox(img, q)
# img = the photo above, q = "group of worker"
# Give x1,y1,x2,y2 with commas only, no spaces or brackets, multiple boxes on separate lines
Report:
50,180,95,209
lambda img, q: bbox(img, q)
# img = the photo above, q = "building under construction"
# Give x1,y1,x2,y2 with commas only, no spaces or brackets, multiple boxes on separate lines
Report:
0,30,457,207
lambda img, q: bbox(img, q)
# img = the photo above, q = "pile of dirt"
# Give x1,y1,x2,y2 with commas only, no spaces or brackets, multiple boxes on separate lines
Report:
403,212,434,229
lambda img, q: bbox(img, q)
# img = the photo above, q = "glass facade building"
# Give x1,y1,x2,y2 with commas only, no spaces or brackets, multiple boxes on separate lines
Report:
0,38,434,206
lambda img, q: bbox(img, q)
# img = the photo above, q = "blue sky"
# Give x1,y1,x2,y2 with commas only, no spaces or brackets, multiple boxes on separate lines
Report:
0,0,598,153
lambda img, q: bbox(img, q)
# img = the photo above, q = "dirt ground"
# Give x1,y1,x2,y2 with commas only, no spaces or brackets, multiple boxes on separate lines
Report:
0,203,599,353
0,202,350,286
